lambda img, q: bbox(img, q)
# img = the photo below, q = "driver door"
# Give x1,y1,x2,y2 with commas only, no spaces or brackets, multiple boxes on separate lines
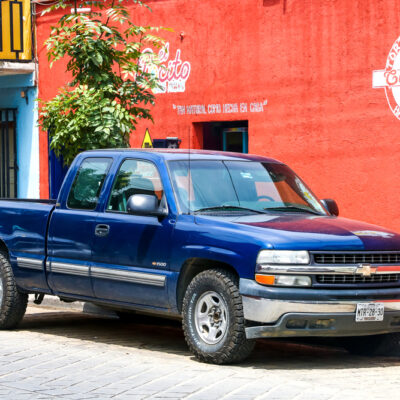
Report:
91,158,174,308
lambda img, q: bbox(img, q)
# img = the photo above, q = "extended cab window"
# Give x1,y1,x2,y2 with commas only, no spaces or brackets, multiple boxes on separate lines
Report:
107,159,164,212
67,158,112,210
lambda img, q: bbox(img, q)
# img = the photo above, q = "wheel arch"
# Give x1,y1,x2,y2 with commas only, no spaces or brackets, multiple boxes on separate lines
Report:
0,240,9,257
176,257,239,313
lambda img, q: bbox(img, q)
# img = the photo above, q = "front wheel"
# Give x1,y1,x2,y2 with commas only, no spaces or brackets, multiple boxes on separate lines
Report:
182,269,255,364
341,333,400,356
0,253,28,329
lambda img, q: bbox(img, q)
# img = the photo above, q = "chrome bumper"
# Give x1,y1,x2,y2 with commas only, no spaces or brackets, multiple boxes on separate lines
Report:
242,296,400,323
242,296,400,339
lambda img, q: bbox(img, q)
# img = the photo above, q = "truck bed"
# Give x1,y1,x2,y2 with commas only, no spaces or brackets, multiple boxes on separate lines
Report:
0,198,56,259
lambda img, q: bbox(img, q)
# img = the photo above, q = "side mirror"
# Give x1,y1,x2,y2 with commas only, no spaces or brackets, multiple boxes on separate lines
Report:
126,194,168,218
321,199,339,216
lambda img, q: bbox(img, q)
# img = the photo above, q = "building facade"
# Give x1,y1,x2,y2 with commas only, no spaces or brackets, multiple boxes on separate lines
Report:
36,0,400,232
0,0,39,198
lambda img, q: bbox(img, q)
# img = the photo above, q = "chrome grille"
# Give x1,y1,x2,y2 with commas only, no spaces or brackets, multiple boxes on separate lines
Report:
316,274,400,284
313,253,400,264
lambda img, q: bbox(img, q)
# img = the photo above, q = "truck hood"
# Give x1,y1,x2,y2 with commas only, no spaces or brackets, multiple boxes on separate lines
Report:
194,213,400,251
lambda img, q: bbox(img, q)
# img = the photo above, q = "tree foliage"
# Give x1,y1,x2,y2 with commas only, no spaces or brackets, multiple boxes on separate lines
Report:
39,0,167,165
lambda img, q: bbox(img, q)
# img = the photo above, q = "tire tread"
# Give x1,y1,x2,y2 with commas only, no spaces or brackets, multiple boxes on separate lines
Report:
0,253,28,329
182,268,254,364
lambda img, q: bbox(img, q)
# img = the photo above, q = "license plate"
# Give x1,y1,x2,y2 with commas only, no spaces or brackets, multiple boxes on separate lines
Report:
356,303,384,322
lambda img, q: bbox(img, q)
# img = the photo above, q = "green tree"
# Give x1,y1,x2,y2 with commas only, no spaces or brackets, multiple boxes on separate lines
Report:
39,0,167,165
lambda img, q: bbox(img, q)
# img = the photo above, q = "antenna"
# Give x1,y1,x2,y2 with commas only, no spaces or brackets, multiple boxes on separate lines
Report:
188,126,191,214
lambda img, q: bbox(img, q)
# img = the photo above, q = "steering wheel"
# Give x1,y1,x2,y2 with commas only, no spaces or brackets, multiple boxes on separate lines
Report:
257,195,274,202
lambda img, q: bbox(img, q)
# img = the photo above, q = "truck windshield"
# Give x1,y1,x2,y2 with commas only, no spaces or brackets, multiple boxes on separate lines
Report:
168,160,327,215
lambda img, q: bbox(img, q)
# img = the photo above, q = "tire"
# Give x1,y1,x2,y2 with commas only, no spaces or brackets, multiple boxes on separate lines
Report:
0,252,28,329
182,268,255,364
341,333,400,356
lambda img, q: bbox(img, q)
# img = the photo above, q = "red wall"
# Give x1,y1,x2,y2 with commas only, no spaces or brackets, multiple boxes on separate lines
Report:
36,0,400,232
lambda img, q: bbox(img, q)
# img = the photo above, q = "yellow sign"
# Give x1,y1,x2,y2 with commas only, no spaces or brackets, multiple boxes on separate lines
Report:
0,0,32,61
141,128,153,148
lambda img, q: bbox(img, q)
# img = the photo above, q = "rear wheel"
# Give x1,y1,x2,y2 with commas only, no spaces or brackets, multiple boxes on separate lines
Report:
341,333,400,356
182,268,255,364
0,253,28,329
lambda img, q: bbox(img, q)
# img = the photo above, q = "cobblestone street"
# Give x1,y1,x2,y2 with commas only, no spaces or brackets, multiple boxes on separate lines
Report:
0,303,398,399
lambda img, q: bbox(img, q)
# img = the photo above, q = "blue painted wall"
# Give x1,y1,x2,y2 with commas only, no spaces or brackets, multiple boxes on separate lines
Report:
0,73,39,198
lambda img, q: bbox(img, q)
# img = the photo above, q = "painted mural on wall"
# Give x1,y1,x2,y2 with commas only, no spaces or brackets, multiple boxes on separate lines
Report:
140,43,191,94
373,36,400,119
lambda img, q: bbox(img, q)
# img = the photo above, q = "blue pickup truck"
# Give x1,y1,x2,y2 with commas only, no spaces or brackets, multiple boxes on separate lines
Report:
1,149,400,363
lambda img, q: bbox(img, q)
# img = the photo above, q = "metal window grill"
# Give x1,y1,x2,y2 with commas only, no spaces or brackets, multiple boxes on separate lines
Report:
0,109,17,198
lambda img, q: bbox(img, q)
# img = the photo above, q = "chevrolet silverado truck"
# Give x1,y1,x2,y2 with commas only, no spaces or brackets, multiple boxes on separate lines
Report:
1,149,400,364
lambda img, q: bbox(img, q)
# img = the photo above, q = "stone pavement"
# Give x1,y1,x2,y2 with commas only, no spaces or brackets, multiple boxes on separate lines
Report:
0,303,399,400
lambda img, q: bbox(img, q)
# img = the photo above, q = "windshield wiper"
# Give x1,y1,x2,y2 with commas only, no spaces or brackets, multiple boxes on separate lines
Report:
194,205,266,214
263,206,323,215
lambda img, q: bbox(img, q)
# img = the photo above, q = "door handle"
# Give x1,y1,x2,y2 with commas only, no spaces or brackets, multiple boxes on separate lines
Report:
95,224,110,237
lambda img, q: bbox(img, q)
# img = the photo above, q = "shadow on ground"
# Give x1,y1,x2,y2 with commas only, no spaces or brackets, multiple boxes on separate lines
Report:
19,308,400,370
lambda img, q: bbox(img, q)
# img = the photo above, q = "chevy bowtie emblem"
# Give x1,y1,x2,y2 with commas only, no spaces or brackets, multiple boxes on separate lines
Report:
356,264,377,277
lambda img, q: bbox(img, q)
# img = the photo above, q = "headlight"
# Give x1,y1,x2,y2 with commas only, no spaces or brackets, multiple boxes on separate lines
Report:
255,274,311,287
256,250,310,265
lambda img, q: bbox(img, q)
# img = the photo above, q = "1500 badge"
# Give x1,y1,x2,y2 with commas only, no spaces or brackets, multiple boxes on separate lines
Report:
152,261,167,268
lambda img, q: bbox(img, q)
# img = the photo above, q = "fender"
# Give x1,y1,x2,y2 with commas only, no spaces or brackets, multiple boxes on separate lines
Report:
167,243,253,313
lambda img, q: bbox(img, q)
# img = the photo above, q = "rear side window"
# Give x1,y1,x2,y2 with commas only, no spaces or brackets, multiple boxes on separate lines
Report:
67,158,112,210
107,159,164,212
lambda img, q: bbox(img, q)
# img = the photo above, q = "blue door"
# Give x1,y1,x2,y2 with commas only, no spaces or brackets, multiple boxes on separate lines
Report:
47,157,112,297
91,158,174,308
48,142,69,200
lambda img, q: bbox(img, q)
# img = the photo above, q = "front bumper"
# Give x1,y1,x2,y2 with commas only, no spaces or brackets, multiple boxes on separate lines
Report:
245,311,400,339
240,278,400,339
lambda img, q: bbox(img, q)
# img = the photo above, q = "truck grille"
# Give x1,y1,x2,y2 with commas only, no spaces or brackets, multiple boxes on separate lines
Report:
316,274,400,284
313,253,400,264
